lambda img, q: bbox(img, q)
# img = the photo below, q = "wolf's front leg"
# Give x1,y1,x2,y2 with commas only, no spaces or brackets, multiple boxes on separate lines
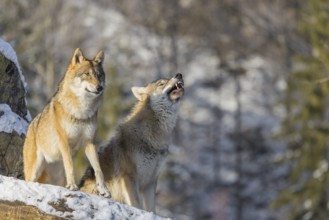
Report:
62,157,78,190
122,175,142,209
142,181,157,212
58,139,78,190
85,143,111,198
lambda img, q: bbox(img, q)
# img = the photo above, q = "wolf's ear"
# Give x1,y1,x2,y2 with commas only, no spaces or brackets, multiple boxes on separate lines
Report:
131,87,147,101
94,50,104,64
72,48,85,65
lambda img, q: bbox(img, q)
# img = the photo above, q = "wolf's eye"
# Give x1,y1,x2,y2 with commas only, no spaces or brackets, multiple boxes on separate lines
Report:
84,72,90,77
158,81,166,86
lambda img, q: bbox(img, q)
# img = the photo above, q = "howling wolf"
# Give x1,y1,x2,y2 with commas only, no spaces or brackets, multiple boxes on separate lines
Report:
80,73,184,211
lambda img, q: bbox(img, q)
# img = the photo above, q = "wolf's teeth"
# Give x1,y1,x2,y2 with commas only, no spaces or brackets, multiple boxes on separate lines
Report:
176,82,184,89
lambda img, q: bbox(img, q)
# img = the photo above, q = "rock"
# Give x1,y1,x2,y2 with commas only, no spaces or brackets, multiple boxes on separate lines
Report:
0,40,30,179
0,200,65,220
0,175,169,220
0,54,28,118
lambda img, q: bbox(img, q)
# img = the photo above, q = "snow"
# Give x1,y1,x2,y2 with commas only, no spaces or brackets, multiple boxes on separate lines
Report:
219,168,238,184
313,160,328,179
0,38,27,89
0,104,29,136
303,199,312,210
0,175,170,220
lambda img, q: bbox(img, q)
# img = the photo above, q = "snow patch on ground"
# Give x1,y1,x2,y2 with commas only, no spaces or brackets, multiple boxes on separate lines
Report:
0,175,169,220
0,104,28,136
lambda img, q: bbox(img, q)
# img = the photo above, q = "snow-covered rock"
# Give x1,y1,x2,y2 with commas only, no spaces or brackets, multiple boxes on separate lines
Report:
0,39,30,178
0,38,27,89
0,104,29,136
0,175,169,220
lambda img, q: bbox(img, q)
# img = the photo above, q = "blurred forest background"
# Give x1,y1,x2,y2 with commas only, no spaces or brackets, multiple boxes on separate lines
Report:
1,0,329,219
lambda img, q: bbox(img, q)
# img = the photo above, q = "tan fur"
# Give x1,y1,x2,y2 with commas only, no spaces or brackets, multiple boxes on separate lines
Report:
23,48,110,197
80,73,184,212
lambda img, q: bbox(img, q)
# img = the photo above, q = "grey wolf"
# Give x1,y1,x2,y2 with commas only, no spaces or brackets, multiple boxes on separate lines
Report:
79,73,184,212
23,48,110,197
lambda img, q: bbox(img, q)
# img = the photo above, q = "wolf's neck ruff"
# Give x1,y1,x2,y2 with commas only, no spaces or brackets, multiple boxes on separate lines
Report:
128,97,177,129
123,96,178,153
55,87,102,121
150,96,179,133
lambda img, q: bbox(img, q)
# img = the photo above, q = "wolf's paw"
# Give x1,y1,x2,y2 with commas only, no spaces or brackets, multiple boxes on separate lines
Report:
97,185,111,198
66,184,79,191
100,190,111,198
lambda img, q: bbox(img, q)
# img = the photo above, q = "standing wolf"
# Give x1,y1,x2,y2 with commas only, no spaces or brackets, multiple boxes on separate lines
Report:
79,73,184,212
23,48,110,197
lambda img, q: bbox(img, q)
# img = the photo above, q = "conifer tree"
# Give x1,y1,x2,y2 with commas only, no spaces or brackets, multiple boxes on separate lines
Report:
274,0,329,219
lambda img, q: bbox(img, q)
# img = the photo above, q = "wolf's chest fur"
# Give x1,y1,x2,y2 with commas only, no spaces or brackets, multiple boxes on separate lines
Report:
58,90,101,120
131,142,168,185
120,99,178,184
55,86,101,148
62,117,96,152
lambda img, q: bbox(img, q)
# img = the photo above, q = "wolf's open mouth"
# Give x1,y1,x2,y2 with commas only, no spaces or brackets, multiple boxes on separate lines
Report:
167,80,184,95
85,88,101,95
176,81,184,89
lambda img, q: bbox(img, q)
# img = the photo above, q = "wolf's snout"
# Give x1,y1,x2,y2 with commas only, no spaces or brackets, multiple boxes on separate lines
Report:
175,73,182,79
96,85,103,93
